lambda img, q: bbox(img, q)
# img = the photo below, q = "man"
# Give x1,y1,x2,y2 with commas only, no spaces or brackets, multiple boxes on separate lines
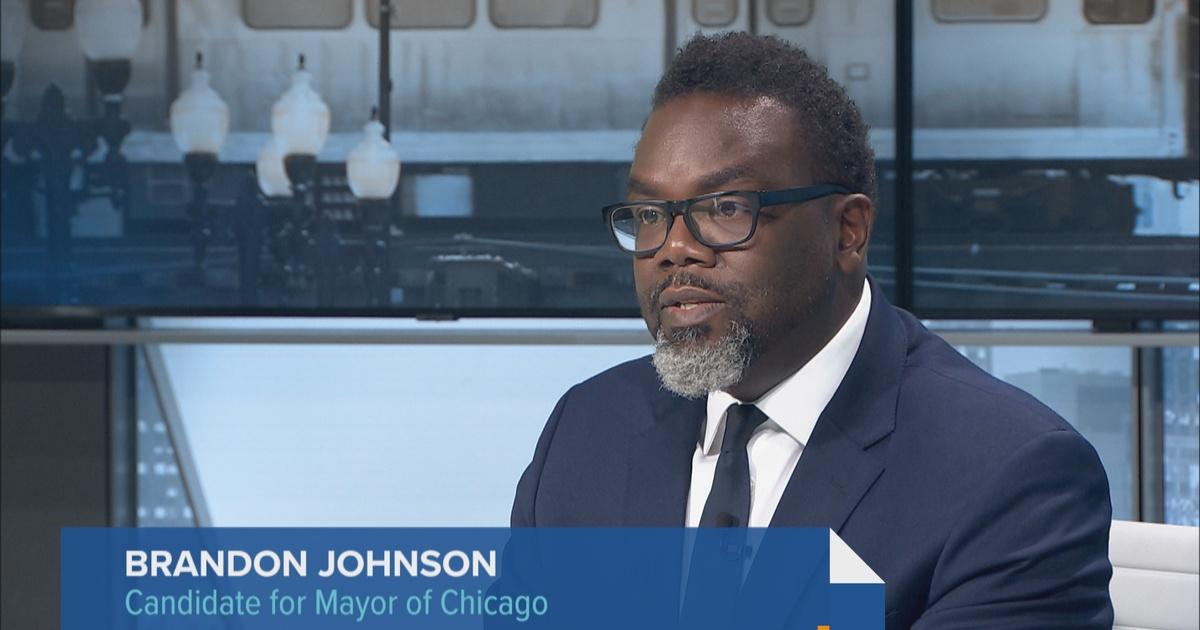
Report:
512,33,1113,628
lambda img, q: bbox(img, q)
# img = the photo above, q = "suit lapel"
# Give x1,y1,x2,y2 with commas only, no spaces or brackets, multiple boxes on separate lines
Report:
622,393,705,526
770,278,906,531
768,418,885,530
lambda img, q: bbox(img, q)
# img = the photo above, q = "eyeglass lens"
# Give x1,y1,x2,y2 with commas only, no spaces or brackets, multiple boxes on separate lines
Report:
610,194,757,253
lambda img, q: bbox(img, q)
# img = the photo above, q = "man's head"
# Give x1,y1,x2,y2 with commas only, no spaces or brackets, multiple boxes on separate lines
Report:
627,32,875,401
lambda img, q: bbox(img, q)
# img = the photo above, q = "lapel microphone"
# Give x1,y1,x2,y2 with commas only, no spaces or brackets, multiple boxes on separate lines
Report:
716,512,754,561
715,512,740,527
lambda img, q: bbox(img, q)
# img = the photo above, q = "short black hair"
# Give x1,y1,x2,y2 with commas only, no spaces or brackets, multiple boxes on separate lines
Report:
652,32,876,200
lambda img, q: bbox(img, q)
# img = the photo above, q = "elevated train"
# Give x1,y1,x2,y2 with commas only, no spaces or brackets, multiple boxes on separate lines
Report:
1,0,1197,314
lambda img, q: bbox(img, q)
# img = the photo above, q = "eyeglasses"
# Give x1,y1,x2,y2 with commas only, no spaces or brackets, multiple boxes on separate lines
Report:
601,184,851,255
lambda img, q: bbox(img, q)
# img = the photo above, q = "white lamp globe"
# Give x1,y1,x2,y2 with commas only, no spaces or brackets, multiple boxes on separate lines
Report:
270,56,330,157
256,138,292,198
75,0,144,61
169,54,229,156
347,115,401,200
1,0,28,63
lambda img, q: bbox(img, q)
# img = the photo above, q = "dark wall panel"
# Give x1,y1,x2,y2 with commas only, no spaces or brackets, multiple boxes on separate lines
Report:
1,345,109,630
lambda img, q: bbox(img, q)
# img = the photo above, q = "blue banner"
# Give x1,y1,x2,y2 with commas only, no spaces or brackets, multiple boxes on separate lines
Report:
61,528,883,629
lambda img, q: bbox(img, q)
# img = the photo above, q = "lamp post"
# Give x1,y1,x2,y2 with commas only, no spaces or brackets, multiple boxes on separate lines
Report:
170,52,229,267
32,86,90,303
255,136,300,292
8,1,412,308
0,0,143,302
269,55,332,304
169,52,272,307
347,107,401,306
76,0,143,212
378,0,392,139
272,54,330,194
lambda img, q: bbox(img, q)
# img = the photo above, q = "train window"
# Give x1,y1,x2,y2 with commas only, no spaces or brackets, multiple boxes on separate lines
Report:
1084,0,1154,24
489,0,598,28
692,0,738,27
366,0,475,29
242,0,353,30
931,0,1047,22
30,0,73,29
767,0,814,26
29,0,151,31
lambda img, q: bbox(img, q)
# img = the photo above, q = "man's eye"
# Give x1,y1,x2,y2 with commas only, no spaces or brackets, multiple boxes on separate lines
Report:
712,199,750,218
635,208,666,225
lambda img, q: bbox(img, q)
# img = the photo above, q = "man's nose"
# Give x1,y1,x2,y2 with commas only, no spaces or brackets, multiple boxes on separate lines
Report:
655,213,717,268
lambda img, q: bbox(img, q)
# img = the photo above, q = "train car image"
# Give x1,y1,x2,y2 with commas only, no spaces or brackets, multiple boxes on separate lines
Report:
0,0,1196,315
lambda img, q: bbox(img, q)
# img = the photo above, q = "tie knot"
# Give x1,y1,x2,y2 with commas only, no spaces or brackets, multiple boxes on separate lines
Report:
720,404,768,454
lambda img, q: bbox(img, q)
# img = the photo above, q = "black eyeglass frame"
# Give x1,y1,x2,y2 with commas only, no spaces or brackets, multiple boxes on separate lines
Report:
600,183,852,255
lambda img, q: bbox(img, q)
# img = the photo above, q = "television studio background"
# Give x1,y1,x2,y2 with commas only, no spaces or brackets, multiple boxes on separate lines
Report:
1,0,1197,627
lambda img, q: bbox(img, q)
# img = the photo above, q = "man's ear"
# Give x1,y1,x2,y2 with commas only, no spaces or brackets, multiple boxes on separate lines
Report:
835,194,873,274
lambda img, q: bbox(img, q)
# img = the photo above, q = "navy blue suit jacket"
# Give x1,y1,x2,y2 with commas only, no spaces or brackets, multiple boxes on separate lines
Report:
512,280,1114,629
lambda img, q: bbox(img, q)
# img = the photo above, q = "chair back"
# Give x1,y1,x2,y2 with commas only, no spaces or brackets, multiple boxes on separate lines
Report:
1109,519,1199,630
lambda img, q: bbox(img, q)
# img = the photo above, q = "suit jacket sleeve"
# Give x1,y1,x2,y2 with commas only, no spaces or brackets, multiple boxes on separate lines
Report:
511,387,572,527
912,429,1114,629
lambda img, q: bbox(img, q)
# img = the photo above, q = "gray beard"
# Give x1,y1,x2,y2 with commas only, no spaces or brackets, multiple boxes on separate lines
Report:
651,319,754,399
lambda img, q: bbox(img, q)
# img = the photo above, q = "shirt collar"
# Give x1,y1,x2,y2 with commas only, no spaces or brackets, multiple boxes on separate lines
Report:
701,278,872,455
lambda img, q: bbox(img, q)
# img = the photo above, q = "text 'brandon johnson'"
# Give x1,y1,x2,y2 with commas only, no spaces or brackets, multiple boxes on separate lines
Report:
126,549,498,579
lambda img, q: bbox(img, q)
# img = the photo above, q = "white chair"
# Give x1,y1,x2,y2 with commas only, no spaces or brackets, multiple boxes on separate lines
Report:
1109,519,1200,630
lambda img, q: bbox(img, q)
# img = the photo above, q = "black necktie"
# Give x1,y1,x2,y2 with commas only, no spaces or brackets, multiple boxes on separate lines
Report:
681,404,769,625
699,403,769,528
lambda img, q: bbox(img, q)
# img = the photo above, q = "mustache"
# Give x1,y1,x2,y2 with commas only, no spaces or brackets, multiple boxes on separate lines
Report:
645,272,743,309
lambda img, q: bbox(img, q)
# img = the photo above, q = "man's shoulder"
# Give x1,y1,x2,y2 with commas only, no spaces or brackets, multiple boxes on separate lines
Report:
563,354,664,404
863,309,1109,549
893,309,1079,440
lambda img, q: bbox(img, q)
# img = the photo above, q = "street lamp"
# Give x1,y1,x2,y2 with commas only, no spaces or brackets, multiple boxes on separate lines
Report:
6,1,406,308
75,0,144,216
346,108,400,201
267,55,333,303
75,0,143,98
170,52,229,266
170,53,229,179
0,0,145,301
271,54,330,192
347,107,401,305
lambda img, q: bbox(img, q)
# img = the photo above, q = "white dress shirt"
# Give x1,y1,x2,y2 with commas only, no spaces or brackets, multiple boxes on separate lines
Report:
685,279,871,527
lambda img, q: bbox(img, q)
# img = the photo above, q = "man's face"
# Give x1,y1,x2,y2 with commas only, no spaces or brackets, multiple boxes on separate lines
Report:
629,93,842,397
